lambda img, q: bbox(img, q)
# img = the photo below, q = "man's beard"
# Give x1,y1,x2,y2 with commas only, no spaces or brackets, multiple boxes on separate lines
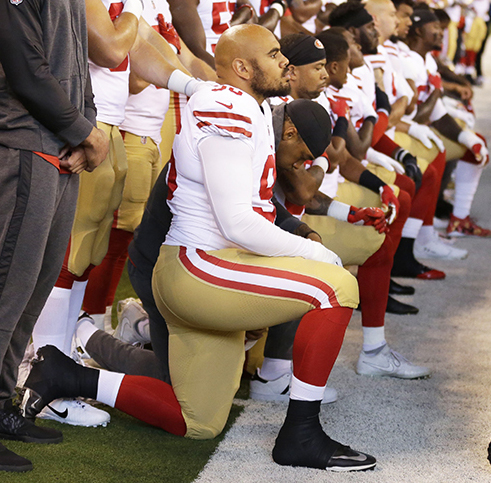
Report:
359,29,378,55
250,60,291,98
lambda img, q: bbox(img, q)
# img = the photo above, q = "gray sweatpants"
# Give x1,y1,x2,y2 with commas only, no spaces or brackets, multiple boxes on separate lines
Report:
0,148,78,407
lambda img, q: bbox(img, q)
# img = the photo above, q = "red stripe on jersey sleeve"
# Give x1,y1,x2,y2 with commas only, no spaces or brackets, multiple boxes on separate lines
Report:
196,120,253,138
193,110,252,124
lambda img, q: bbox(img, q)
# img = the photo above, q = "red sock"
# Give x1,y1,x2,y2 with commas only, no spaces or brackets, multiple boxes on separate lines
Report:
115,375,186,436
83,227,133,314
357,234,395,329
423,151,446,225
408,163,438,220
372,133,400,156
394,173,416,200
292,307,352,387
371,112,389,146
465,50,477,67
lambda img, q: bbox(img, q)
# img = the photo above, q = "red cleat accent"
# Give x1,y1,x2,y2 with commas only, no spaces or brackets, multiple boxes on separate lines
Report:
416,269,446,280
446,214,491,237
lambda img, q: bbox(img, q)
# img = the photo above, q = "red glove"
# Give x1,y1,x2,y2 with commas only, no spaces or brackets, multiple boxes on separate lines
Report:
428,73,442,91
157,14,181,54
348,206,388,234
329,97,350,119
379,185,400,224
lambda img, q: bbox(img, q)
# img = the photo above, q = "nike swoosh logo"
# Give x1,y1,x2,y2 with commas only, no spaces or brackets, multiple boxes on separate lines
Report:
216,101,233,109
47,404,68,419
362,359,399,372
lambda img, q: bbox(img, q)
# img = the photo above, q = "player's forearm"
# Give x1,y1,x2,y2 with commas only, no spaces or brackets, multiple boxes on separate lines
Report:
290,0,322,23
168,0,216,69
338,153,367,184
346,121,372,160
129,36,189,89
179,42,217,82
431,113,462,141
387,96,408,129
413,89,440,124
305,191,334,216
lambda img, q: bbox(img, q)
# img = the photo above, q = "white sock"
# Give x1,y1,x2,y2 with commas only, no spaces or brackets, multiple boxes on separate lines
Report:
401,217,423,239
63,280,88,355
96,370,125,408
33,286,71,352
76,319,99,348
290,375,325,401
416,225,435,246
362,326,386,352
259,357,292,381
453,160,483,219
104,305,113,333
90,314,105,331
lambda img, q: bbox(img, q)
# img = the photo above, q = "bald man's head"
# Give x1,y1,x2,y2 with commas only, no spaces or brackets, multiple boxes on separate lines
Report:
214,24,291,102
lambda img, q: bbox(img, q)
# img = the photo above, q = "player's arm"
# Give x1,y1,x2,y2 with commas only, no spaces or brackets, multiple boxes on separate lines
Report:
276,158,327,206
412,88,440,125
289,0,322,24
199,136,341,265
346,118,375,160
0,0,99,153
167,0,216,69
387,95,408,128
86,0,141,68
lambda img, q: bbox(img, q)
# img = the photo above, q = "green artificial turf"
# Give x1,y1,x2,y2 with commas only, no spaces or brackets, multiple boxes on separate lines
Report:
2,264,247,482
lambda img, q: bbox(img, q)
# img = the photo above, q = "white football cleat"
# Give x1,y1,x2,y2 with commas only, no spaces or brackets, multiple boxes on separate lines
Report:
414,231,468,260
249,370,337,404
24,397,110,427
114,298,150,346
356,344,431,379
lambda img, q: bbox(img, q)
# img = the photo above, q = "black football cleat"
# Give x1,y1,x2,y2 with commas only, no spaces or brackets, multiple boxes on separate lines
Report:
0,443,33,472
386,295,419,315
272,401,376,472
389,279,415,296
23,345,98,421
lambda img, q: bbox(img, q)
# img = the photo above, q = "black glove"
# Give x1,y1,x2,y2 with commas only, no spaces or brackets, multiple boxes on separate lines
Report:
395,149,422,192
375,85,391,114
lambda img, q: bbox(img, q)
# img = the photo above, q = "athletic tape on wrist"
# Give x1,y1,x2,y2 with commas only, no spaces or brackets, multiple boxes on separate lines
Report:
312,156,329,173
270,1,285,16
122,0,143,19
327,200,350,221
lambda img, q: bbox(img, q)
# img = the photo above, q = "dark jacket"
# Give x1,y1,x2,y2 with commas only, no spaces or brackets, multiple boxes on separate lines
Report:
0,0,96,156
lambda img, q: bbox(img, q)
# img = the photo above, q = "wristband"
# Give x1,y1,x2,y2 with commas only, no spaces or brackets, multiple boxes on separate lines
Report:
312,155,329,173
364,116,377,125
359,170,386,194
270,0,286,16
457,129,479,150
122,0,143,19
167,70,199,97
327,200,350,221
332,116,348,140
238,4,255,17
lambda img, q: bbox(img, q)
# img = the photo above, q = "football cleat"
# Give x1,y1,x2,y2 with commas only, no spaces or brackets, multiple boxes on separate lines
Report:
114,298,150,346
356,344,431,379
0,443,33,472
386,295,419,315
389,279,415,296
273,401,376,472
22,345,97,421
249,370,337,404
446,214,491,237
34,398,110,428
414,231,468,260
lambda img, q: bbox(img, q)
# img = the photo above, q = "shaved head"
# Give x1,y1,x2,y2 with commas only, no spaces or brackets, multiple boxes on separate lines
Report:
214,24,291,103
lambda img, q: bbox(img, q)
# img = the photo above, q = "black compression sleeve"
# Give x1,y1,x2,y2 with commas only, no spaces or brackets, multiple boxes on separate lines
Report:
358,170,386,194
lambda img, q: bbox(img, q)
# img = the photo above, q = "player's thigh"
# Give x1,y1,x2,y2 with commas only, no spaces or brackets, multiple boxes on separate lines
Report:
152,245,359,333
430,126,467,162
335,180,400,208
301,214,385,266
69,123,127,275
117,133,160,232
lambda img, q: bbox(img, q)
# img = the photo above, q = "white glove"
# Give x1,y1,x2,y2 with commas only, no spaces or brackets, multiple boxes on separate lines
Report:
407,122,445,152
122,0,143,19
311,242,343,266
458,130,489,166
366,148,405,174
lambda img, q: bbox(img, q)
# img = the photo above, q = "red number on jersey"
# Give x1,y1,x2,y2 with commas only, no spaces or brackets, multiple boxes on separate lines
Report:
211,85,243,96
253,154,276,222
108,2,129,72
211,1,235,35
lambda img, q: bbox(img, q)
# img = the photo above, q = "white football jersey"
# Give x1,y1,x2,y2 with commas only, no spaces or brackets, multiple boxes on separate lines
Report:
165,83,276,250
89,0,131,126
352,61,377,109
198,0,235,54
119,0,172,143
406,50,447,122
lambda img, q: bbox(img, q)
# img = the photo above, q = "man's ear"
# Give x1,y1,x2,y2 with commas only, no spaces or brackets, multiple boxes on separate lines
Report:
287,64,298,81
327,61,338,77
232,58,252,80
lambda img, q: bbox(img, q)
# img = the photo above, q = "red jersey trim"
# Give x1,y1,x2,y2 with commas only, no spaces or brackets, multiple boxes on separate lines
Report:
193,110,252,124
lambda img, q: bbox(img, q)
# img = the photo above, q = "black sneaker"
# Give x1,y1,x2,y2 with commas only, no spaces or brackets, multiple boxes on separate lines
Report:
389,279,415,296
386,295,419,315
0,443,32,472
23,345,98,421
272,401,376,472
0,404,62,444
